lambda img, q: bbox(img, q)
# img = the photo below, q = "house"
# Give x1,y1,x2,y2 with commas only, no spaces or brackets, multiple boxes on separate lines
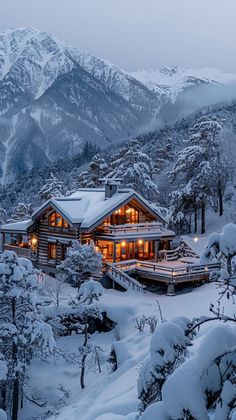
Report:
0,182,175,276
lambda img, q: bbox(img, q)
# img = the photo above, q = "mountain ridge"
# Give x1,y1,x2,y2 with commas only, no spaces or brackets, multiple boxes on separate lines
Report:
0,27,236,183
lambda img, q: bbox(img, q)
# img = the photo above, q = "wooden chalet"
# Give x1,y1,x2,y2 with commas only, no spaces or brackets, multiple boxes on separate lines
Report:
0,182,175,276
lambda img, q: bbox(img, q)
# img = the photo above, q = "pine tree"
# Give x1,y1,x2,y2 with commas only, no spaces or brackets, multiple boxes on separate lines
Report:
76,154,108,188
0,251,55,420
69,279,103,389
13,203,33,221
39,173,64,200
169,116,226,233
57,241,103,287
107,139,159,201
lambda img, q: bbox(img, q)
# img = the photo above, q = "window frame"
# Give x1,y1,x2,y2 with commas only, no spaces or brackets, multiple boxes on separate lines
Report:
48,211,69,230
48,243,57,260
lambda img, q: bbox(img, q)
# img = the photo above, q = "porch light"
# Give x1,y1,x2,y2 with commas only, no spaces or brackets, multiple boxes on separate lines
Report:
138,240,143,245
31,237,37,247
193,236,199,243
121,241,126,247
205,266,208,272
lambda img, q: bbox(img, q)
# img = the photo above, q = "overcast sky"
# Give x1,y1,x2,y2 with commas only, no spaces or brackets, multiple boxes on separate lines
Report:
1,0,236,72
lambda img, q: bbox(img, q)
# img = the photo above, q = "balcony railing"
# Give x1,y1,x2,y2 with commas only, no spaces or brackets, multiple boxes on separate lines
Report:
96,222,164,237
3,244,32,258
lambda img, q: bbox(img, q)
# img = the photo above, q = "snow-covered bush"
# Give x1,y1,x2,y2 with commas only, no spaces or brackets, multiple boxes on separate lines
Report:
138,317,192,412
139,319,236,420
0,251,55,420
141,324,236,420
77,278,103,304
57,240,103,287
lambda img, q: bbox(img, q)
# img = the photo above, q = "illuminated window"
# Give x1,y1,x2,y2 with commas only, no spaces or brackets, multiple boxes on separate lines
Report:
48,243,57,260
49,212,56,227
49,212,69,228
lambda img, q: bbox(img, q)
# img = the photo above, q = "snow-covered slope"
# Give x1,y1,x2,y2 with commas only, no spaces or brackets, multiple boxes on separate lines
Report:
132,66,236,102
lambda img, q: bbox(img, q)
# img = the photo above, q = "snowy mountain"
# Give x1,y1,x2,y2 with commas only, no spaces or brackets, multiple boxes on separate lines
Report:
0,27,161,183
132,66,236,102
1,27,236,183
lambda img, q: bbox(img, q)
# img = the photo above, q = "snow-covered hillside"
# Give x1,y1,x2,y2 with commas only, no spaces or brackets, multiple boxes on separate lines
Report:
132,66,236,101
20,280,234,420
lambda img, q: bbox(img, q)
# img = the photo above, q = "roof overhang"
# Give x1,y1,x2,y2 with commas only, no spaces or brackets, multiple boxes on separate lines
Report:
81,192,164,232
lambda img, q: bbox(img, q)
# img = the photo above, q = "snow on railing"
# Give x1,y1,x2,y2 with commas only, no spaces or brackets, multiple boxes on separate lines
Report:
113,260,220,281
106,262,143,292
3,244,31,257
97,222,163,236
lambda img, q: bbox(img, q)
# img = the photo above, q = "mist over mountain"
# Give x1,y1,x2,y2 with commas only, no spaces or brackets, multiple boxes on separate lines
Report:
1,27,236,183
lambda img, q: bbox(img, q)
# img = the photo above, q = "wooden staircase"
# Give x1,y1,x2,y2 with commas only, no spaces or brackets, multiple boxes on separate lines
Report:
106,263,143,292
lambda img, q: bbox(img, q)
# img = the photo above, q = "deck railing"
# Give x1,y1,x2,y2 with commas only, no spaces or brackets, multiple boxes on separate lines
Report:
97,222,163,236
113,259,220,281
106,262,143,292
3,244,31,258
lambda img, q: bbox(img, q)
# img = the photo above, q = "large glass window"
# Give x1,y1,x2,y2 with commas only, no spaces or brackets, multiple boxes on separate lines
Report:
49,212,69,229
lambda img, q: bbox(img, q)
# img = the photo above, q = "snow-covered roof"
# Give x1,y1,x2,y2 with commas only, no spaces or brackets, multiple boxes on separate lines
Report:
1,219,33,233
32,188,165,229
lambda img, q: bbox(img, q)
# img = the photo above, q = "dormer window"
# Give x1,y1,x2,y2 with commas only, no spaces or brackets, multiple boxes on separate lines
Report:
49,212,69,229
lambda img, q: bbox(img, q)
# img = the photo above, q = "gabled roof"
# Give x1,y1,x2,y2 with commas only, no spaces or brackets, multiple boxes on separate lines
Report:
1,219,34,233
31,188,165,230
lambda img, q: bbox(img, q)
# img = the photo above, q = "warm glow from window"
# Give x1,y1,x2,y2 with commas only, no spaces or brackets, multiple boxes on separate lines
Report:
48,243,57,259
49,212,69,228
121,241,126,247
138,240,143,245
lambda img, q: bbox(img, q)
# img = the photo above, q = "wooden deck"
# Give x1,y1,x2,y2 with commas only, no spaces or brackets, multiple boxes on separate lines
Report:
106,259,220,295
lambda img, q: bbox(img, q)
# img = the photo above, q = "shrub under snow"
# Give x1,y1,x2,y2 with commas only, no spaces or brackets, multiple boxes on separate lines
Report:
138,317,192,411
140,324,236,420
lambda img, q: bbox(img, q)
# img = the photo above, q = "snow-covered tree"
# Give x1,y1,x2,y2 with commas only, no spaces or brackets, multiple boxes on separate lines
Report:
13,202,33,221
138,317,192,412
77,278,103,304
76,154,108,188
69,281,103,389
200,223,236,300
0,209,7,226
141,324,236,420
57,241,103,287
169,116,227,233
107,139,159,201
0,252,55,420
39,172,64,200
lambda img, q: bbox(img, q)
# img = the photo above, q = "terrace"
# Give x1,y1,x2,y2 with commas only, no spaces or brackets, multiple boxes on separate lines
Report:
96,222,175,240
106,258,220,295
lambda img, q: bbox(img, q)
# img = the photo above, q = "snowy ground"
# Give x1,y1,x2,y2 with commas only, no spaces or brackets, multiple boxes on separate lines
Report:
21,280,234,420
20,215,235,420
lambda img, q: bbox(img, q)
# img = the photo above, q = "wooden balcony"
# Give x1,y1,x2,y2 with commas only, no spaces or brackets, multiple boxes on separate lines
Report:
3,244,32,258
96,222,171,240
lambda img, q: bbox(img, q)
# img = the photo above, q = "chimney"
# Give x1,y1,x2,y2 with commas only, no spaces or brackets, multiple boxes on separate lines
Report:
103,179,122,199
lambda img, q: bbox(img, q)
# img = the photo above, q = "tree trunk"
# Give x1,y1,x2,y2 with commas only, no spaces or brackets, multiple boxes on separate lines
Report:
11,298,19,420
193,194,198,234
218,187,223,216
1,384,7,411
80,323,88,389
12,376,19,420
201,202,206,234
